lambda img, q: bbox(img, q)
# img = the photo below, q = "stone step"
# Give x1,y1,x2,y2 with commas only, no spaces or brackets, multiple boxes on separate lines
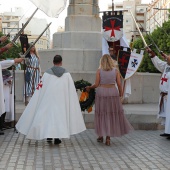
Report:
15,102,162,130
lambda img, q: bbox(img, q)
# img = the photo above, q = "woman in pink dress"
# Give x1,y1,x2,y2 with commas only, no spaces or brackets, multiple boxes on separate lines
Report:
86,54,133,146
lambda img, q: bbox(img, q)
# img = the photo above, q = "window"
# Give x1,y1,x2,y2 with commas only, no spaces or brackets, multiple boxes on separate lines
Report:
137,20,144,23
136,13,144,16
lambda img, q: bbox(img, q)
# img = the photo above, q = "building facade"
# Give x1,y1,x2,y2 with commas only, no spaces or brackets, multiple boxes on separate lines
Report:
108,0,148,43
0,7,23,42
24,18,51,50
146,0,170,33
0,7,50,50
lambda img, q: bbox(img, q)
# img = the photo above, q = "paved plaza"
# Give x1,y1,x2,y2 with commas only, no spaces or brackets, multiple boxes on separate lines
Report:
0,129,170,170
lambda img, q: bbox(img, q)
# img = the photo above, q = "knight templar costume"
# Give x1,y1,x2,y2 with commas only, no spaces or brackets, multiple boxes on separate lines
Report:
147,49,170,136
16,62,86,140
151,55,170,125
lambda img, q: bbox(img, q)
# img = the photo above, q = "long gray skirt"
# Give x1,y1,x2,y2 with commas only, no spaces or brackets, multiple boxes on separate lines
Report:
95,86,133,137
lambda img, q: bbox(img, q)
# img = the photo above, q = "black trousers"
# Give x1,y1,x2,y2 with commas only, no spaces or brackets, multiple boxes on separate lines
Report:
0,112,6,130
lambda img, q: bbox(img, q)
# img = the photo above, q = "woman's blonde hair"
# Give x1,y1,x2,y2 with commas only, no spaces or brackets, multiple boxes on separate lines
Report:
99,54,116,71
34,47,39,59
30,45,39,59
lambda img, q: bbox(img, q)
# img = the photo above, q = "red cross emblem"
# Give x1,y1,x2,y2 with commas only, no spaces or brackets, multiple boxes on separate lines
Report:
104,20,121,37
36,81,43,90
119,56,128,66
161,74,168,85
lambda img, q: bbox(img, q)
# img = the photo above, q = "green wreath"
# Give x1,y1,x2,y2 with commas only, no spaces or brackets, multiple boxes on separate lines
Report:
74,79,95,112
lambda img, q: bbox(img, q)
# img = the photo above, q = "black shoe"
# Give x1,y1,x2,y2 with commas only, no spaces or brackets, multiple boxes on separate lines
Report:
0,130,4,135
160,133,170,137
47,138,53,143
167,136,170,140
2,124,11,130
47,138,52,141
54,138,61,144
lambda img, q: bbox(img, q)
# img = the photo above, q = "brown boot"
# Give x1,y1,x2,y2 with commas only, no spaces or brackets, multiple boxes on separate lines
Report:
105,136,110,146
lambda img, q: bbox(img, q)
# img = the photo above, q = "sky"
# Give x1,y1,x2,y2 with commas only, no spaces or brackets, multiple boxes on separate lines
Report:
0,0,151,38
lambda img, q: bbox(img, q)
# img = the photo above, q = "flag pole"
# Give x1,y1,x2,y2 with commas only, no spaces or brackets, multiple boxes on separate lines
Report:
122,77,126,94
112,0,114,12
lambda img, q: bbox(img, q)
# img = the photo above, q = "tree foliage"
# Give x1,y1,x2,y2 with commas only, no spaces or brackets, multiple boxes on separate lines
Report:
132,19,170,73
0,32,22,60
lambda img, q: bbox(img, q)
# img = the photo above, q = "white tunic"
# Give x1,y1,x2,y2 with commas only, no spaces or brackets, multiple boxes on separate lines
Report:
0,60,14,116
3,82,14,122
165,73,170,134
16,71,86,140
151,56,170,119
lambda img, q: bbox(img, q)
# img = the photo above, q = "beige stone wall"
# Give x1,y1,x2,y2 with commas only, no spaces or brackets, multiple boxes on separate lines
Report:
15,71,160,104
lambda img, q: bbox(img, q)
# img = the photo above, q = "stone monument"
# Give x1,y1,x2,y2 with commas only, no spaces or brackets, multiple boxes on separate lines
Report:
39,0,102,82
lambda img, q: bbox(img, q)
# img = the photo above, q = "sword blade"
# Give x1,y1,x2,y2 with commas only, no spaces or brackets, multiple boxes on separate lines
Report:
129,10,148,48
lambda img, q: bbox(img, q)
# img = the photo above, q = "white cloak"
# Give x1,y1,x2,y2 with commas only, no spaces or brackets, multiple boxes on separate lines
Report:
3,83,14,122
151,56,170,120
0,60,14,116
165,73,170,134
102,37,131,98
16,71,86,140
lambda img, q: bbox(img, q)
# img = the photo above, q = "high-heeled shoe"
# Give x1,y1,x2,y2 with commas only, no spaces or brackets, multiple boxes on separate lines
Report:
97,136,103,143
105,136,110,146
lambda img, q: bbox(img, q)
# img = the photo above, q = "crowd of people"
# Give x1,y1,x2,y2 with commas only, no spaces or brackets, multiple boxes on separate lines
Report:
1,34,170,145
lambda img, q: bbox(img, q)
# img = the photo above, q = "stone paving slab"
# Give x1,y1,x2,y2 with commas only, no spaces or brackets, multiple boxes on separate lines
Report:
15,102,160,130
0,129,170,170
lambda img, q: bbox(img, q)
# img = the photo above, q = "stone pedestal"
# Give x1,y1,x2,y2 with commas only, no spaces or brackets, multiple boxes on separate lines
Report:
39,48,101,72
39,0,102,79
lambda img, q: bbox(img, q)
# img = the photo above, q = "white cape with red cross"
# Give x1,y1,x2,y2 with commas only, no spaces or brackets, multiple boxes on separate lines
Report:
165,73,170,134
16,72,86,140
0,60,14,117
151,56,169,93
151,56,170,120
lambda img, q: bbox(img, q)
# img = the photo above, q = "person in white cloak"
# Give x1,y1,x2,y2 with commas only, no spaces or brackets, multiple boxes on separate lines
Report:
165,72,170,139
2,68,14,124
102,37,131,99
0,58,24,134
16,55,86,144
146,48,170,138
0,39,12,135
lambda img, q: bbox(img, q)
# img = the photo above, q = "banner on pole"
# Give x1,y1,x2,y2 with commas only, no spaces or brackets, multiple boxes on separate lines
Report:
102,11,123,42
118,48,144,80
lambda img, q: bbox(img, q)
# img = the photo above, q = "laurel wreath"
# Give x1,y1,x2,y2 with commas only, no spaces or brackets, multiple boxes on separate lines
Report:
74,79,95,112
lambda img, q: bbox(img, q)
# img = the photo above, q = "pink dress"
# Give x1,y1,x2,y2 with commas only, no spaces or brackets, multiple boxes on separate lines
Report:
95,68,133,137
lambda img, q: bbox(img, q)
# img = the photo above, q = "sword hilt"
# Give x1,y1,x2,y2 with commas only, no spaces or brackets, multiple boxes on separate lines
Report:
141,44,152,50
145,45,156,58
147,44,152,48
160,51,168,61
